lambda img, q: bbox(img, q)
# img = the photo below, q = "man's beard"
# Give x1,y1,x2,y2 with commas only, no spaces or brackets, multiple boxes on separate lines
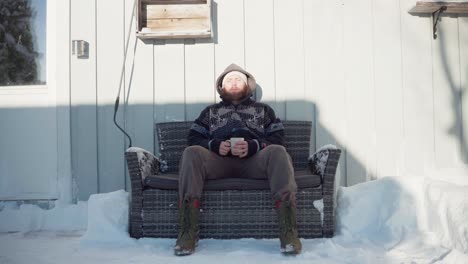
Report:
221,87,250,102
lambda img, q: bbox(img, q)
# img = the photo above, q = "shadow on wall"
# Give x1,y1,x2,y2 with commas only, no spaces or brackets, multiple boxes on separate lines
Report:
0,99,360,202
97,98,355,201
437,16,468,163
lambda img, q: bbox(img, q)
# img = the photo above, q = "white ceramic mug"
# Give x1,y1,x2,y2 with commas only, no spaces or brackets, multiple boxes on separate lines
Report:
229,137,244,151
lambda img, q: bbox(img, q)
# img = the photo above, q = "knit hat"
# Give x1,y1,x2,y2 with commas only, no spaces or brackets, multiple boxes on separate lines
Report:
221,71,248,88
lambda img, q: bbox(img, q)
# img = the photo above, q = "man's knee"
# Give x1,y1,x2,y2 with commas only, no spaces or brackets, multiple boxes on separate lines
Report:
263,145,292,166
183,145,207,157
264,144,287,155
181,146,209,166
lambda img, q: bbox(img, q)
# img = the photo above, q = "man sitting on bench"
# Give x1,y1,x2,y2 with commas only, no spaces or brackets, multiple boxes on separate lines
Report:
175,63,302,256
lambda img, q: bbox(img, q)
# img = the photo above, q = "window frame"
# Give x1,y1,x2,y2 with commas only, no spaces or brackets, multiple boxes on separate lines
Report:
0,0,56,91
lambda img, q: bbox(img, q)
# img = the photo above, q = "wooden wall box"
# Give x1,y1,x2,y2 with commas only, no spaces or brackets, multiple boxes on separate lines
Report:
137,0,212,39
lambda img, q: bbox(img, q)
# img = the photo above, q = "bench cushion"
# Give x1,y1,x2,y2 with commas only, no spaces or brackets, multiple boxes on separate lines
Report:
144,170,321,191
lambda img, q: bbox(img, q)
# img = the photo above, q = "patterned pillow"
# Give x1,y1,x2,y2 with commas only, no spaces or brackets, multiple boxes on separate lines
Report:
309,149,329,176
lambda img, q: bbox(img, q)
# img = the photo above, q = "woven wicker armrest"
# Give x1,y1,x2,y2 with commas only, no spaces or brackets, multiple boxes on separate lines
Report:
308,145,342,237
125,147,160,238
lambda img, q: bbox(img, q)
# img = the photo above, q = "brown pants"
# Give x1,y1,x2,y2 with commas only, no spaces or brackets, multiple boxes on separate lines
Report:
178,144,297,203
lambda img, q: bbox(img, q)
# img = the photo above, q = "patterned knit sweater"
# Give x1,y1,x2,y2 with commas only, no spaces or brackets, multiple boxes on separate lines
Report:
188,97,285,157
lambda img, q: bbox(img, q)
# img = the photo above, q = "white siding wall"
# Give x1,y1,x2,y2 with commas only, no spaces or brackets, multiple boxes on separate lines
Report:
66,0,468,199
59,0,468,200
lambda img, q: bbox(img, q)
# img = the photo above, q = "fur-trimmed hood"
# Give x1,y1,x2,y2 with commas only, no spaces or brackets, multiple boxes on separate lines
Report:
215,63,257,98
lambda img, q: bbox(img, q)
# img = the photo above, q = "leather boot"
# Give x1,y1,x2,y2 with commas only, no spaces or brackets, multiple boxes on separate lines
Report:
174,199,200,256
276,200,302,255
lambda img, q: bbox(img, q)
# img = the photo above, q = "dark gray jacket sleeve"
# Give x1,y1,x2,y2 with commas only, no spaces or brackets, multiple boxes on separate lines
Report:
187,107,211,149
259,105,285,147
187,107,223,154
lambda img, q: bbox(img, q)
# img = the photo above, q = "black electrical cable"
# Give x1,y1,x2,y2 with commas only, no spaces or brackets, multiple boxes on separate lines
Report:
113,0,137,149
113,96,132,148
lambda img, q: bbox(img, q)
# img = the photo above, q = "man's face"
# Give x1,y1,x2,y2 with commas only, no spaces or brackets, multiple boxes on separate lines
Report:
222,74,248,101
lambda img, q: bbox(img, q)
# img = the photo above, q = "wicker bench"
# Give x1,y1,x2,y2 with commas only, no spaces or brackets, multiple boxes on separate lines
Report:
125,121,341,239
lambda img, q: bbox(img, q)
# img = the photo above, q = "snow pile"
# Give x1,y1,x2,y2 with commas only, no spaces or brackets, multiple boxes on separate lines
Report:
425,179,468,253
1,176,467,263
313,199,324,224
337,177,428,248
0,201,87,232
80,190,134,246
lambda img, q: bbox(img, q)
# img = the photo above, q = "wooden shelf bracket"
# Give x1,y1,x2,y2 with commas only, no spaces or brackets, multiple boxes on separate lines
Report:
409,1,468,40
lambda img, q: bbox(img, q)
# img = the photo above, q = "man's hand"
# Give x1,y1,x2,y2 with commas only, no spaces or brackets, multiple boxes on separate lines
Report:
231,140,248,158
219,141,231,156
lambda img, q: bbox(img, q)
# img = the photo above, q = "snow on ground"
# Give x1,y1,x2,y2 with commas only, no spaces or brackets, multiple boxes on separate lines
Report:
0,201,87,233
1,176,468,264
